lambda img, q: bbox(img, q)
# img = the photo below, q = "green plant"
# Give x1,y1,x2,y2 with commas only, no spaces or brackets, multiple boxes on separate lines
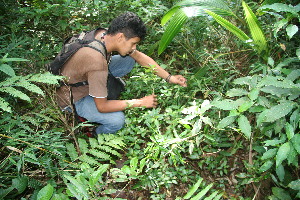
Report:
66,134,126,165
0,54,62,112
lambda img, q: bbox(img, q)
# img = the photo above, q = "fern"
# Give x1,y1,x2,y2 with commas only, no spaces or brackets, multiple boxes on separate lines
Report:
79,154,99,165
78,138,89,154
66,143,78,161
0,55,62,113
89,149,113,162
66,134,125,166
182,177,224,199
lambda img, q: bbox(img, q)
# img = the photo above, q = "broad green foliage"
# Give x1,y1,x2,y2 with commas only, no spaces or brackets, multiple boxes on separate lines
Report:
66,134,126,165
158,0,236,54
1,0,299,199
0,55,62,112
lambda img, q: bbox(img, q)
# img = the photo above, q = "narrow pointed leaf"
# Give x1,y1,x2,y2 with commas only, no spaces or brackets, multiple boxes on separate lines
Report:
159,9,188,54
191,183,213,200
183,178,203,199
276,142,290,167
205,10,250,42
242,1,268,54
237,115,251,139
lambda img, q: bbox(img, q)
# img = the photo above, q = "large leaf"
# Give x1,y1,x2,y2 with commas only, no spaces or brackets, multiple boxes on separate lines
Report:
183,177,203,199
159,0,237,54
205,10,250,42
257,101,295,125
217,116,236,129
291,134,300,154
37,184,54,200
0,64,15,76
190,183,213,200
276,142,290,167
260,3,300,16
286,24,299,39
158,9,188,55
242,1,268,55
237,115,251,139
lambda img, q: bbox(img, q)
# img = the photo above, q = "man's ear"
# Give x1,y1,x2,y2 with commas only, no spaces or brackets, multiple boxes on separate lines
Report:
116,33,125,42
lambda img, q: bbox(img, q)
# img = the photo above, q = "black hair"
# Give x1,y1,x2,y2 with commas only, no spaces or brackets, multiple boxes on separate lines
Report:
107,12,147,40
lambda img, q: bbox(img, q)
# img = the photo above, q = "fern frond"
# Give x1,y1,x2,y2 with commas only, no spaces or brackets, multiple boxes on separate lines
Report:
0,87,31,101
89,149,113,162
89,137,99,149
15,81,44,96
0,64,15,76
79,154,99,165
97,145,121,158
29,72,62,85
78,138,89,154
66,143,79,161
105,140,126,150
0,97,11,112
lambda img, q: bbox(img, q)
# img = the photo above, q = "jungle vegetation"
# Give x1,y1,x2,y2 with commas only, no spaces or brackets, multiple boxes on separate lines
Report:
0,0,299,199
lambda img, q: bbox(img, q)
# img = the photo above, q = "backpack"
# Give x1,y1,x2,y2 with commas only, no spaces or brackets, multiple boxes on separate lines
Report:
48,28,125,100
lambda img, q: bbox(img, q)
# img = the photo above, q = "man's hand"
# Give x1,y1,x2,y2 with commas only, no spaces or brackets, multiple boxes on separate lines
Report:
169,75,187,87
139,93,157,108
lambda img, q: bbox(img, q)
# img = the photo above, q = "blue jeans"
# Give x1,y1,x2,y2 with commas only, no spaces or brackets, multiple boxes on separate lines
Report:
75,55,135,134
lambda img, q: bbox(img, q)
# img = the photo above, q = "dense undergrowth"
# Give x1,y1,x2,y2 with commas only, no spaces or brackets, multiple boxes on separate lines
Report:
0,0,299,199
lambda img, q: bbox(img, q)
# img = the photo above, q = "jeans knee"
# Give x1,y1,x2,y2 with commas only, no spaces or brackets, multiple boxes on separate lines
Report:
96,112,125,134
109,113,125,130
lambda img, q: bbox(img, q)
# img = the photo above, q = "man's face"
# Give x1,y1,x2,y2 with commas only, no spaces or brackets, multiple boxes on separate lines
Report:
118,34,140,56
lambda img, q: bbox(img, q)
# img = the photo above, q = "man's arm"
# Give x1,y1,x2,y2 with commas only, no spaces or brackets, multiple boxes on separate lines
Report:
94,94,157,113
130,50,187,87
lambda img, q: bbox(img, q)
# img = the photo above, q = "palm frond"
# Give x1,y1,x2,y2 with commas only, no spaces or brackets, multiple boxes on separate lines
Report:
242,1,268,57
205,10,250,42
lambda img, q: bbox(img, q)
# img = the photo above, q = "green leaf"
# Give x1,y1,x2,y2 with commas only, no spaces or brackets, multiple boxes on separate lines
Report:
260,3,300,16
259,160,274,172
257,101,295,125
285,123,294,140
29,72,62,85
0,97,11,112
238,101,254,113
12,177,28,194
272,187,292,200
288,179,300,190
261,148,278,160
15,82,44,96
217,116,236,129
64,175,89,199
0,57,29,63
276,164,285,182
191,183,213,200
242,1,268,55
291,134,300,154
37,184,54,200
258,75,297,89
248,88,260,101
161,7,180,26
233,76,252,86
183,178,203,199
212,99,240,110
286,24,298,39
276,142,290,167
226,88,248,97
0,87,31,101
174,0,235,17
237,115,251,139
205,10,250,42
0,64,15,76
296,47,300,59
204,191,219,200
158,9,188,55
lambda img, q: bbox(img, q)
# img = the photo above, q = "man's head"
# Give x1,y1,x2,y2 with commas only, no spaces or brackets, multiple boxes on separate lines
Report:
107,12,147,41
